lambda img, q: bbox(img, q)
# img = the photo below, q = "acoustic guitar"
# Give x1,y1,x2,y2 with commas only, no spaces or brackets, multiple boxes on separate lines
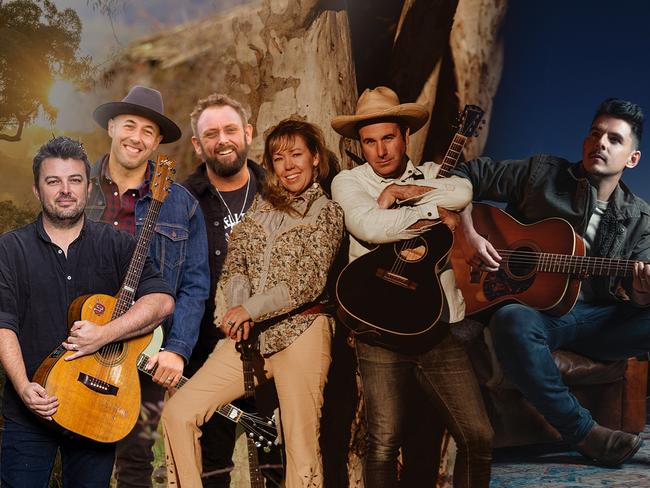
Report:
451,202,646,316
33,155,175,443
137,327,278,450
336,105,484,350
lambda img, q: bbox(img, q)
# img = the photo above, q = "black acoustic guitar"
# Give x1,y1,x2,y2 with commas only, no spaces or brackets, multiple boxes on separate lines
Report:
336,105,484,350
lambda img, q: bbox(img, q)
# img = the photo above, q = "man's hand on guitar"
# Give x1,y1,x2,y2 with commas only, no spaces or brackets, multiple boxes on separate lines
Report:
147,351,184,389
438,208,460,231
20,382,58,420
377,183,432,209
220,305,253,342
461,226,501,272
63,320,110,360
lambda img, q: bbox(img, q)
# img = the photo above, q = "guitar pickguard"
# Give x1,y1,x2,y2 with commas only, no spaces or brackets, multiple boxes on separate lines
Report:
483,269,536,302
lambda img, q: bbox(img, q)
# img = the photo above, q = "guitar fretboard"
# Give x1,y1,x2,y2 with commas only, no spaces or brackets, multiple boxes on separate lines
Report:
498,248,644,277
437,133,468,179
113,198,163,318
136,353,244,423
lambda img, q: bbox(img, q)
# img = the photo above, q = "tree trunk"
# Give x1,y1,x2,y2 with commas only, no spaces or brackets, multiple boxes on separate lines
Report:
97,0,357,177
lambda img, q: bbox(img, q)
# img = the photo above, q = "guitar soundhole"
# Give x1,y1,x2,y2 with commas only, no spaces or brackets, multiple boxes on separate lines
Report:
506,245,537,279
393,237,427,263
96,342,127,366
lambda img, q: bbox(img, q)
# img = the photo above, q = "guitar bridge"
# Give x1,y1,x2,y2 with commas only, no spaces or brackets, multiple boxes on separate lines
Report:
77,372,119,396
376,268,417,290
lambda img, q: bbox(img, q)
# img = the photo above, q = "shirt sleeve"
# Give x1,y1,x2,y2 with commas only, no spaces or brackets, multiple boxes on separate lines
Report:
0,237,19,334
214,216,253,327
161,202,210,362
451,156,534,203
242,201,345,322
331,170,471,244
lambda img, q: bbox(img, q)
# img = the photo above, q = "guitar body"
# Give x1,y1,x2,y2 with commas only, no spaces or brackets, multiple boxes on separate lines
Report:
33,293,152,443
336,223,453,349
451,203,584,316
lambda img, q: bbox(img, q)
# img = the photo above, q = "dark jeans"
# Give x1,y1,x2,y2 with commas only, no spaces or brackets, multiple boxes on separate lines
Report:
115,371,166,488
0,417,115,488
490,300,650,444
355,331,493,488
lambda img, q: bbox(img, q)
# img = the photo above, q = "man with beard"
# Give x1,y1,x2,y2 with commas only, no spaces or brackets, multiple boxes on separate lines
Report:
87,86,210,487
182,93,267,487
0,136,174,487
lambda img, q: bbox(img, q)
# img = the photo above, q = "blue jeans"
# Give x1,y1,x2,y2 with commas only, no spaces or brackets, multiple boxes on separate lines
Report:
0,418,115,487
489,300,650,444
356,331,493,488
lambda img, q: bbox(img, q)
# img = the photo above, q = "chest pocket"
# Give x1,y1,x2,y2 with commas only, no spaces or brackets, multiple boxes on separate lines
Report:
152,224,189,275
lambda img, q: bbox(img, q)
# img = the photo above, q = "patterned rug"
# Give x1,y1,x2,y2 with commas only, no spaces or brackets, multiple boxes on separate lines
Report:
490,427,650,487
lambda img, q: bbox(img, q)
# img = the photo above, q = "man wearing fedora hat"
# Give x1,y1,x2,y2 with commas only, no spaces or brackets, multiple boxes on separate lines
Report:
331,86,493,488
87,85,210,487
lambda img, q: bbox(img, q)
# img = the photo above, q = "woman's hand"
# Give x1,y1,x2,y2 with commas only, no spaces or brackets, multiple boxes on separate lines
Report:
220,305,253,342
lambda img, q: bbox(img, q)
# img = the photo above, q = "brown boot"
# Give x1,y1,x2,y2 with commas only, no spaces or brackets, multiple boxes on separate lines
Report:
575,423,643,467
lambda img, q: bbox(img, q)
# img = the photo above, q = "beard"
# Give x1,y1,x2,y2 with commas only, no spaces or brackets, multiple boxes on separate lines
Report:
41,195,86,229
201,140,249,178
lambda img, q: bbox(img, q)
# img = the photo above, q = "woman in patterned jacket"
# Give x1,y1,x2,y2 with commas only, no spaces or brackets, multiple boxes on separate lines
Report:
162,118,345,488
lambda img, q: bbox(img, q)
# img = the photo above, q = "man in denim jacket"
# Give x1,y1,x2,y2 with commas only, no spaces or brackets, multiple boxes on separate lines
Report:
453,98,650,467
86,85,210,487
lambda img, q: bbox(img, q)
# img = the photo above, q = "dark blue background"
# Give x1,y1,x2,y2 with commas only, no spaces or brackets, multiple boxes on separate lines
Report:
484,0,650,201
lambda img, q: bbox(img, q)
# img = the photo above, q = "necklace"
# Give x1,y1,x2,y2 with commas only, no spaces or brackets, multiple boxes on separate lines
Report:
213,169,251,225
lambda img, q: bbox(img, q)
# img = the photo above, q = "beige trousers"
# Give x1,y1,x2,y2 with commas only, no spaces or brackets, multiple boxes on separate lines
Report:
161,316,332,488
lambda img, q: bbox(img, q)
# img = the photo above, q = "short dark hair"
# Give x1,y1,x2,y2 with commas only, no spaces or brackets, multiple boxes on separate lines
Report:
33,136,91,184
593,98,644,147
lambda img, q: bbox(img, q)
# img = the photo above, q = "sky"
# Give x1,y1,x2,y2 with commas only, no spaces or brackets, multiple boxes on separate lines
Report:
484,0,650,202
2,1,650,203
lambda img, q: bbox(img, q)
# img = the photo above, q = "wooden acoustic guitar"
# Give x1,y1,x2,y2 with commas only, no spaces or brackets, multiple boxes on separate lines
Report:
336,105,484,350
137,327,278,450
451,202,646,316
33,155,175,443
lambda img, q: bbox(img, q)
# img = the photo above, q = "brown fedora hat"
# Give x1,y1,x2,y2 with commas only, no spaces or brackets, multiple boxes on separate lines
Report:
93,85,181,143
331,86,429,139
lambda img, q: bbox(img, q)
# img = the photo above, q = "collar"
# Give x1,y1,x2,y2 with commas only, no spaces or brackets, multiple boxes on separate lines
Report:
96,154,152,197
365,159,424,184
185,160,265,197
35,214,88,244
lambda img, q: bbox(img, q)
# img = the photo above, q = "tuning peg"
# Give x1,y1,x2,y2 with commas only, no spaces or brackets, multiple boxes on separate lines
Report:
255,441,261,448
263,446,271,453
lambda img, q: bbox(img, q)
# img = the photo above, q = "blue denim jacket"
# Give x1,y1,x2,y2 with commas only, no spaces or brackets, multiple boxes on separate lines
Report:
86,158,210,362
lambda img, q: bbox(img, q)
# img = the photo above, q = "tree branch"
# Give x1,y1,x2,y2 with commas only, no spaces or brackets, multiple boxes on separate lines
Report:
0,119,24,142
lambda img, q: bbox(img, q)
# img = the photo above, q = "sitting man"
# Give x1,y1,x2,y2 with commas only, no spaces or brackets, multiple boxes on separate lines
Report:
453,98,650,466
331,86,493,488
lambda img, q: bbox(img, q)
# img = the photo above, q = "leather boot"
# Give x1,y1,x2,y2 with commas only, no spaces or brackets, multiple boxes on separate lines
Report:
575,422,643,467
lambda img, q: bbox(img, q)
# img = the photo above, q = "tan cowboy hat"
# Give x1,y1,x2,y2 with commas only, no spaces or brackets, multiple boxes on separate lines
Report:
331,86,429,139
93,85,181,143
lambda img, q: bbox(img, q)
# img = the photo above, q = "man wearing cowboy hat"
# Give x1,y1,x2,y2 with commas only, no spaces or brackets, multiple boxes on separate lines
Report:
88,85,210,487
331,86,493,488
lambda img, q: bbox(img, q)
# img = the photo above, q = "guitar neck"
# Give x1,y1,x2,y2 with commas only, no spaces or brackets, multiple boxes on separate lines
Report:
437,133,468,179
240,353,264,488
500,249,644,278
136,353,244,423
112,198,163,319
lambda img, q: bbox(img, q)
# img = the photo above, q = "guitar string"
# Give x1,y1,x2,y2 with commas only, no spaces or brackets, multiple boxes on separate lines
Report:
390,134,467,277
100,197,163,384
478,248,640,276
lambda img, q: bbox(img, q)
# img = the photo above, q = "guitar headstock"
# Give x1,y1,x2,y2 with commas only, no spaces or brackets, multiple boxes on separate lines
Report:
453,104,485,138
150,154,176,203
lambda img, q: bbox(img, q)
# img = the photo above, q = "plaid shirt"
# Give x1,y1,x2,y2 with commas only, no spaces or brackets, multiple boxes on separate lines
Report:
98,156,151,235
